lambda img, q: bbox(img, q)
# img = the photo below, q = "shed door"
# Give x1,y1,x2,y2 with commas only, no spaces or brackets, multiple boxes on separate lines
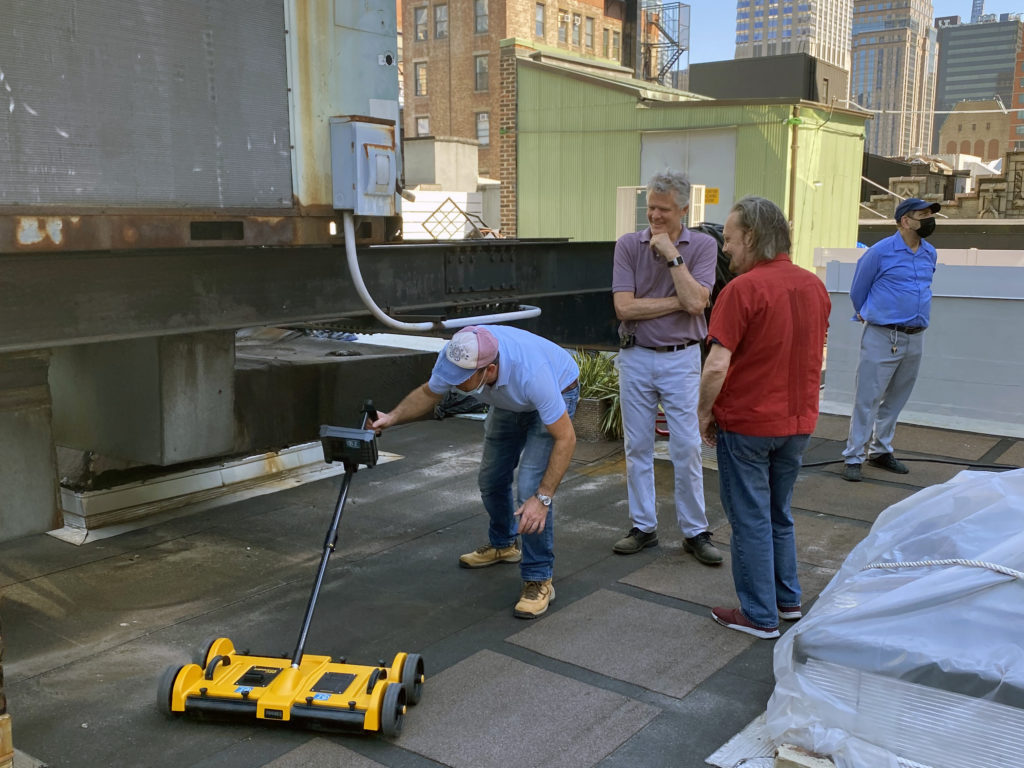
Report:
640,130,737,226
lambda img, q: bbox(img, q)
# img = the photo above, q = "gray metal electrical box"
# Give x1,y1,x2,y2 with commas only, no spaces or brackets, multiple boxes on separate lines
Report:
330,116,397,216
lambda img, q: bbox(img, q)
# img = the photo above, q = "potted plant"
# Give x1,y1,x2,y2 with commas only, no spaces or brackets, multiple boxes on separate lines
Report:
570,349,623,441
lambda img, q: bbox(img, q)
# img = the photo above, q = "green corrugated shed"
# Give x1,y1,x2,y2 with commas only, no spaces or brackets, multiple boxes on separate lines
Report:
513,48,868,271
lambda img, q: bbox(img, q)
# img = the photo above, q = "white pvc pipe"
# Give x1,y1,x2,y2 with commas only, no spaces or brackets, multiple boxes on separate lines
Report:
342,211,541,332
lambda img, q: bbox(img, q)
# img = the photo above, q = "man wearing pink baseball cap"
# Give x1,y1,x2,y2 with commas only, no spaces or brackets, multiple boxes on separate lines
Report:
371,325,580,619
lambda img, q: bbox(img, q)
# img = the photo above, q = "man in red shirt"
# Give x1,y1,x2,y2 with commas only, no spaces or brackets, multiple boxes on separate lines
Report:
697,196,830,639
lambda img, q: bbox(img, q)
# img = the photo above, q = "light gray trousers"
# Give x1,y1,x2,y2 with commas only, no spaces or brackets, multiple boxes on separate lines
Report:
842,323,925,464
617,344,708,537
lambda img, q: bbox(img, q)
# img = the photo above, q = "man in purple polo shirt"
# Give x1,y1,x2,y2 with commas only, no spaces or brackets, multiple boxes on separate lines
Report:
610,170,722,566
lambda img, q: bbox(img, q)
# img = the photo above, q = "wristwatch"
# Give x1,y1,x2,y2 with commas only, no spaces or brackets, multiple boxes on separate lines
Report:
535,493,553,507
666,255,685,268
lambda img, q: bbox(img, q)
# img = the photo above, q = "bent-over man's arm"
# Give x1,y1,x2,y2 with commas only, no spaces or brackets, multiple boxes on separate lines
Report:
514,411,576,534
370,383,442,431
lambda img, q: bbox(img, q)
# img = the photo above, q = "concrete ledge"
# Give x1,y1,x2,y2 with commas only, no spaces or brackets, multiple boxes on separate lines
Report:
55,442,400,535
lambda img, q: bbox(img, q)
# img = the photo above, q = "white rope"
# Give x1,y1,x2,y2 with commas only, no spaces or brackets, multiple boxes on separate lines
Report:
863,559,1024,580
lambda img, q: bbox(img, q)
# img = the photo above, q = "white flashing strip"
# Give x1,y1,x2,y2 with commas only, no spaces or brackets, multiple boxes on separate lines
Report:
51,442,402,545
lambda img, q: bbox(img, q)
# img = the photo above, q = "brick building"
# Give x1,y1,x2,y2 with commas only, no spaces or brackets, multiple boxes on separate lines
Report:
401,0,628,177
937,100,1010,162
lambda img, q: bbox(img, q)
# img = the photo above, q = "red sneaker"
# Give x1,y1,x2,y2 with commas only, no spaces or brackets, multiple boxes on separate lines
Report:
711,607,780,639
778,604,802,621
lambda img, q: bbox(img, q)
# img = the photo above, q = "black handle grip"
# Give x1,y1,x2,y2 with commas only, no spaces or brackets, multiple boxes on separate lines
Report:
361,399,378,429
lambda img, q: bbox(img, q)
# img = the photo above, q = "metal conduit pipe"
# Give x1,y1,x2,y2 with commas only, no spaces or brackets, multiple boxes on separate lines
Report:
342,211,541,332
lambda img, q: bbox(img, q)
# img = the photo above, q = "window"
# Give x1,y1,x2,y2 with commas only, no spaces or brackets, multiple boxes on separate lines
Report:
611,30,620,59
414,62,427,96
416,116,430,136
572,13,581,45
475,0,488,33
558,11,568,43
585,17,594,49
535,4,545,37
475,54,489,91
603,28,609,57
414,7,428,40
476,112,490,146
434,4,448,38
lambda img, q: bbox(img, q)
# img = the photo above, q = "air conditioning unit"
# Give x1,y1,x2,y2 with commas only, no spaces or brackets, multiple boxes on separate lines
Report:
615,184,706,239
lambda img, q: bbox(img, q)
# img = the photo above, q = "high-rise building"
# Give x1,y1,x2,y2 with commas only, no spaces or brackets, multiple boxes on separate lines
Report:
1012,46,1024,151
850,0,937,158
401,0,628,177
933,14,1022,153
734,0,853,72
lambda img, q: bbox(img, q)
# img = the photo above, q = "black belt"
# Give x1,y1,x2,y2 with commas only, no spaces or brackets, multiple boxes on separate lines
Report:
561,379,579,393
880,324,925,335
638,340,699,352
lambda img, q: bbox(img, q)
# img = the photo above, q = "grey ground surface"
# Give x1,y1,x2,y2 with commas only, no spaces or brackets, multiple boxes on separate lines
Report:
1,417,1019,768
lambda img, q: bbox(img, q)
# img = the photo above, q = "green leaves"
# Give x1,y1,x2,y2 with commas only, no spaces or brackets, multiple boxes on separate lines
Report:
571,349,623,440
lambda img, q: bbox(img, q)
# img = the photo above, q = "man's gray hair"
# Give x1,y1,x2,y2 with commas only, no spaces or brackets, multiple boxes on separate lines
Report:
647,170,691,207
729,195,791,263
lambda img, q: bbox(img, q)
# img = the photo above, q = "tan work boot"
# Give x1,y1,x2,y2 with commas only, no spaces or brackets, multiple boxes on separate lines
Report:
458,541,522,569
513,579,555,619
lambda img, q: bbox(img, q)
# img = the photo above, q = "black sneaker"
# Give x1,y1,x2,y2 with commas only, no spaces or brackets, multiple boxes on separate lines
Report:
683,531,723,565
613,526,658,554
842,463,862,482
868,453,909,474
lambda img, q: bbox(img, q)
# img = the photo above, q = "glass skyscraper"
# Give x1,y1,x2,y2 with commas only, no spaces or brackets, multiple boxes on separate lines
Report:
850,0,937,157
734,0,854,71
933,16,1023,152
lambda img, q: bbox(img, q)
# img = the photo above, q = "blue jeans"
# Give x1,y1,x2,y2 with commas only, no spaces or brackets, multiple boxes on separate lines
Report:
716,430,809,628
477,386,579,581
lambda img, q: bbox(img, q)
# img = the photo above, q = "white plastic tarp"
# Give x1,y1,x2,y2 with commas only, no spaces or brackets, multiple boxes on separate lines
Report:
766,468,1024,768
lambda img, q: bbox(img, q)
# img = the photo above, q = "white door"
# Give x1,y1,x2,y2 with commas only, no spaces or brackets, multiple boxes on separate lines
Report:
640,129,737,226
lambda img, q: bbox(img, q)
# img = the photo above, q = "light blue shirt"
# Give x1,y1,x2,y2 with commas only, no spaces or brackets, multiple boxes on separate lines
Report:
427,325,578,425
849,231,937,328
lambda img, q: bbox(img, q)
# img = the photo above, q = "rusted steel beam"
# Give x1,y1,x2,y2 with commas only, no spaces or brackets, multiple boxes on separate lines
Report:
0,211,400,253
0,239,614,353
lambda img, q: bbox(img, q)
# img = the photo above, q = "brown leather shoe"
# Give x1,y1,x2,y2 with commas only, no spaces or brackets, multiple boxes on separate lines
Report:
612,527,658,554
842,462,862,482
867,453,909,474
683,532,723,565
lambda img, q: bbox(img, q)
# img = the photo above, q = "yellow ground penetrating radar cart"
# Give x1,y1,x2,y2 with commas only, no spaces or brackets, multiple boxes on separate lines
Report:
158,402,425,736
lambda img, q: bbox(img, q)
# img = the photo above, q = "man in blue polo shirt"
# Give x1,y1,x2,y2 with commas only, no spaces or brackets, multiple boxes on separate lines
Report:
841,197,940,482
371,325,579,618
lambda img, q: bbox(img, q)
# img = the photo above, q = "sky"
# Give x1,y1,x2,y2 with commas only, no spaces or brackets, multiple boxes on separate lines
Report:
687,1,1024,64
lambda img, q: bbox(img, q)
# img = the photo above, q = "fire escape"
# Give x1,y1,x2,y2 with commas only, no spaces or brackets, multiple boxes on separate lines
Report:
640,1,690,87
